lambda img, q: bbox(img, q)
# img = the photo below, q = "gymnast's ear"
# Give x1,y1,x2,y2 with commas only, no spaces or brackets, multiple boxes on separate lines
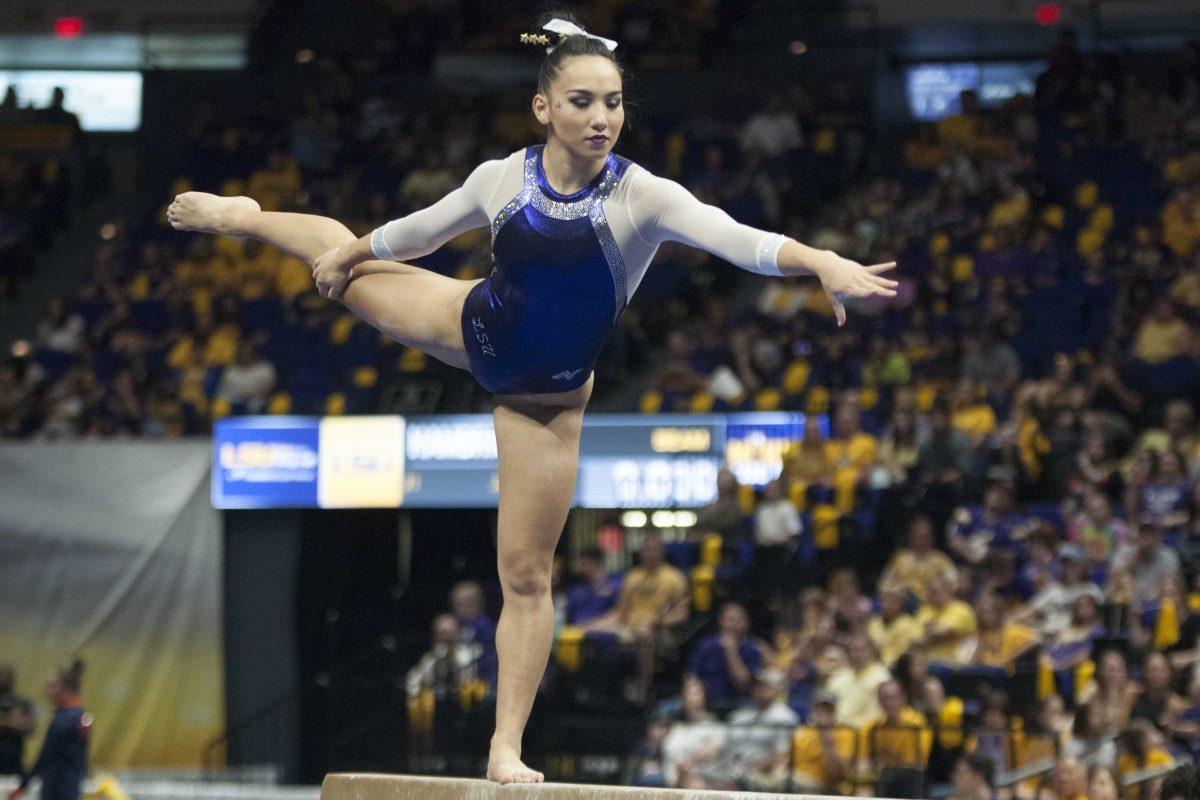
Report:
531,92,551,126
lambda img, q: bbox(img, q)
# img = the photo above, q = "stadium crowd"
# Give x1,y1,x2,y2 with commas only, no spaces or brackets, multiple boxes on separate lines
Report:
3,18,1200,798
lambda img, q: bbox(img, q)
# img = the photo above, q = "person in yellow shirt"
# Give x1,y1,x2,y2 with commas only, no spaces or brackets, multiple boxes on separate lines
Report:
591,533,689,703
969,592,1039,671
1115,721,1175,800
791,690,856,794
824,401,879,481
950,380,997,448
1134,300,1192,364
826,633,891,729
858,680,933,776
883,516,957,603
868,584,921,667
913,573,977,666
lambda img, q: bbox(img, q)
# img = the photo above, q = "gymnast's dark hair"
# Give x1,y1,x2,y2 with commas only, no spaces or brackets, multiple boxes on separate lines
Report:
521,10,622,95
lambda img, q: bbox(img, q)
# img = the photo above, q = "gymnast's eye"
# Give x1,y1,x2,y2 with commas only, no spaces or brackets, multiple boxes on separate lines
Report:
571,98,590,108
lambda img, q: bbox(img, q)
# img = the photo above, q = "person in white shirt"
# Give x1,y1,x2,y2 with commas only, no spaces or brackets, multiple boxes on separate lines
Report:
217,341,277,413
739,93,802,158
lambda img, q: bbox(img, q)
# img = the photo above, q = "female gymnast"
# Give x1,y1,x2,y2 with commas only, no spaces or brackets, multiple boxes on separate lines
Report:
167,12,897,784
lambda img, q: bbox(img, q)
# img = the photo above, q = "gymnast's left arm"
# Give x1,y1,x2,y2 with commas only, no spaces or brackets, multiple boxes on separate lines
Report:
628,171,898,326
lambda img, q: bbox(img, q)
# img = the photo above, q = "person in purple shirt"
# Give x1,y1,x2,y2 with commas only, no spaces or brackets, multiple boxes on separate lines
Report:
566,545,623,626
451,581,498,686
686,601,763,710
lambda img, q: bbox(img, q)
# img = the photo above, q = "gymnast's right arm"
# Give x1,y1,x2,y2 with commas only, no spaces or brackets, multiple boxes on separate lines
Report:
311,159,503,297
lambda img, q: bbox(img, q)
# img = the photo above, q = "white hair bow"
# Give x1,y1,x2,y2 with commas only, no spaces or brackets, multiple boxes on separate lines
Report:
542,18,618,53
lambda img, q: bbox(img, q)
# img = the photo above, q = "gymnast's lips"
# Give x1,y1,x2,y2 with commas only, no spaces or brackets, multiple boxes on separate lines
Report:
586,135,609,143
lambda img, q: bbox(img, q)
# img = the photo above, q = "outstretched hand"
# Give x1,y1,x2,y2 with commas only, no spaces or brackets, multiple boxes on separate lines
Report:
809,251,898,327
312,245,355,301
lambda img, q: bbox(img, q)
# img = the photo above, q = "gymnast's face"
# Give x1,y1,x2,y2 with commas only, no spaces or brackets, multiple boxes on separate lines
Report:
534,55,624,161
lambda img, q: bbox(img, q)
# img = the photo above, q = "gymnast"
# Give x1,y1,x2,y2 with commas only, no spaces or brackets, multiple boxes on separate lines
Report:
167,11,896,784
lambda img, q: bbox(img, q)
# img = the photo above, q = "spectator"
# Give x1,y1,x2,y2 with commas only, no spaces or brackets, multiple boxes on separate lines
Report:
216,341,276,414
720,669,798,792
1085,763,1121,800
1041,756,1088,800
883,516,957,603
610,533,689,703
742,477,800,614
661,676,724,789
1111,521,1182,605
739,93,801,158
868,583,921,667
912,572,977,666
449,581,497,687
693,468,747,544
686,601,762,710
947,480,1027,566
11,660,88,800
875,407,921,487
1043,593,1105,673
916,398,974,488
1133,300,1191,365
951,751,997,800
790,689,855,794
969,592,1039,669
565,545,622,627
1129,652,1188,737
961,326,1020,397
1019,545,1105,637
1066,700,1117,767
0,664,35,777
1086,650,1139,735
1160,764,1200,800
405,613,484,699
826,632,891,728
857,680,932,778
1115,720,1175,798
35,297,84,354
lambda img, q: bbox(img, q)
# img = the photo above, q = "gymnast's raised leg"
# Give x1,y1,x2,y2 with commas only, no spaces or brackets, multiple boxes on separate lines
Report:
166,191,477,368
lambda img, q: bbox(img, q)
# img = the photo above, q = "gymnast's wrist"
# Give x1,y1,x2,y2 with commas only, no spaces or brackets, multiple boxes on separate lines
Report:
777,239,828,277
348,235,376,267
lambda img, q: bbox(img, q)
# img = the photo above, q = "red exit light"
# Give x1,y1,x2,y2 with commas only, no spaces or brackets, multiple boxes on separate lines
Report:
54,17,84,38
1033,2,1062,25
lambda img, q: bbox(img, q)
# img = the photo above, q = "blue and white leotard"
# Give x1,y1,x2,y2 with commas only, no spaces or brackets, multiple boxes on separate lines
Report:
370,144,791,395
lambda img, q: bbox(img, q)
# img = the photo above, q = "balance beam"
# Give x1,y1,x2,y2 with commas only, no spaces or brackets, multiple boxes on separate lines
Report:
322,773,861,799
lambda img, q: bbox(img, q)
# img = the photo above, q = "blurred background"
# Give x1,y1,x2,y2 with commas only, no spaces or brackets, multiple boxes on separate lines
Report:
2,0,1200,798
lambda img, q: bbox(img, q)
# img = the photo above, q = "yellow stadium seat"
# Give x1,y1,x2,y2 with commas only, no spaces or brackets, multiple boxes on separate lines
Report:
978,232,996,252
555,625,585,672
783,359,811,394
330,315,356,345
268,392,292,415
916,382,938,412
788,480,808,512
1076,226,1105,257
952,254,974,282
929,231,950,257
1074,181,1098,209
210,396,232,419
691,564,715,613
352,366,378,388
700,533,723,567
812,504,840,549
1042,204,1065,229
1090,203,1114,232
737,483,756,514
400,347,426,372
754,388,782,411
689,390,715,413
859,386,878,411
325,392,346,416
805,386,830,414
639,390,663,414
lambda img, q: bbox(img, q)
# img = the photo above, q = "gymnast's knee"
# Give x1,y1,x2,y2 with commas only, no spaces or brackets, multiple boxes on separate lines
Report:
498,552,552,600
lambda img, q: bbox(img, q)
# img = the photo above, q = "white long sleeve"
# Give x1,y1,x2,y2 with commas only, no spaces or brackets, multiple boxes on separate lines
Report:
622,170,790,276
370,159,505,261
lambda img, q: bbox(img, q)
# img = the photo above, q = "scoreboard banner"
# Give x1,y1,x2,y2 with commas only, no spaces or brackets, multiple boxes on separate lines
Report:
212,412,825,509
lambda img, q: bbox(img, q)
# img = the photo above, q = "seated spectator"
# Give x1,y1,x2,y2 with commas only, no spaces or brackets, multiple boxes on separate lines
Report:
916,398,973,488
1115,720,1175,797
868,583,921,667
1133,299,1191,365
35,296,84,354
1067,700,1118,767
874,406,920,488
1159,764,1200,800
826,632,891,728
741,477,800,614
565,545,622,627
883,515,957,603
1067,489,1129,565
1086,764,1121,800
825,400,879,490
947,480,1029,565
1018,545,1105,637
791,689,855,794
1043,594,1105,673
450,581,497,686
1084,650,1139,736
719,669,798,792
405,613,484,700
597,533,689,703
693,468,747,544
1040,756,1089,800
968,591,1039,670
216,340,276,414
961,325,1020,398
950,380,998,449
1129,651,1188,738
662,676,724,789
624,712,671,788
782,416,833,490
912,572,978,666
686,601,762,710
951,751,997,800
1110,521,1182,604
1135,449,1192,534
967,690,1019,774
857,680,933,778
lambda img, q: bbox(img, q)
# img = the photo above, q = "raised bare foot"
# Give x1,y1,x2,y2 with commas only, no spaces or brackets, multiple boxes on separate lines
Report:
167,192,260,236
486,745,544,785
